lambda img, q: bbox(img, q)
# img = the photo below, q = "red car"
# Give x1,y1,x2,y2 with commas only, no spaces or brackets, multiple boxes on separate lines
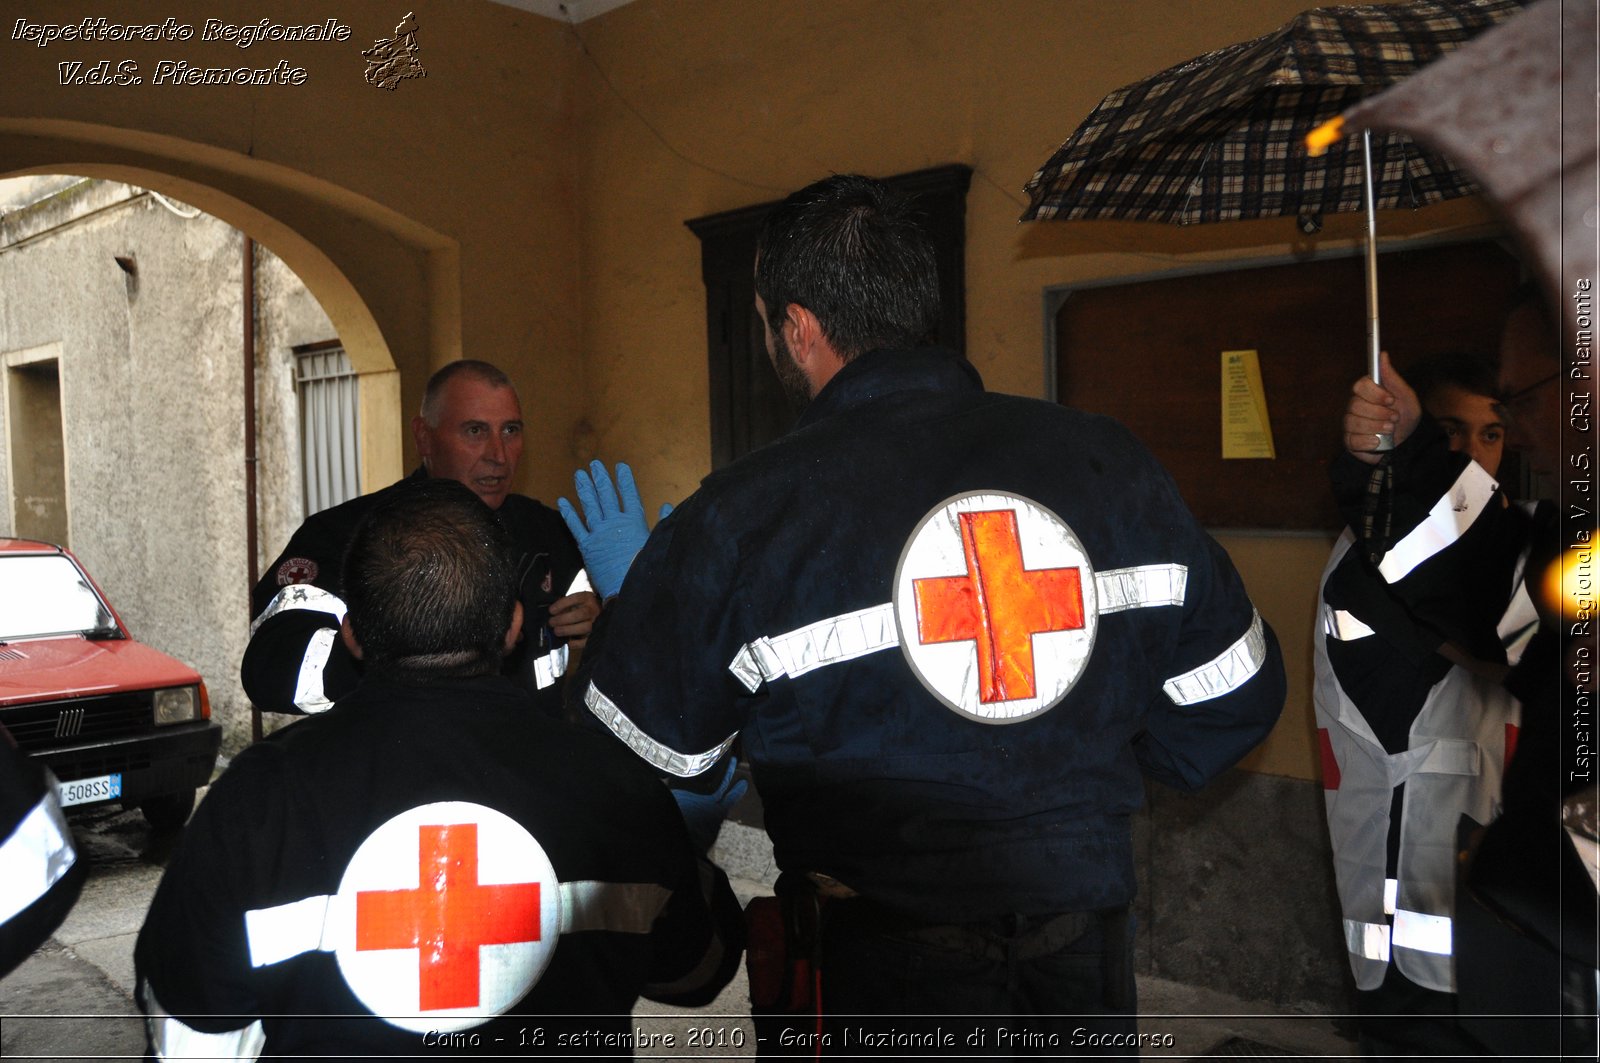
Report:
0,538,220,830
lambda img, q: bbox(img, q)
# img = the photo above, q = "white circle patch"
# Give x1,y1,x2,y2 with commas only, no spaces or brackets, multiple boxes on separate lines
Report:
275,557,319,586
893,491,1097,723
333,801,560,1033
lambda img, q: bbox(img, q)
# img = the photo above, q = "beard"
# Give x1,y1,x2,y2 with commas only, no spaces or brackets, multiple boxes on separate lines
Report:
767,326,813,413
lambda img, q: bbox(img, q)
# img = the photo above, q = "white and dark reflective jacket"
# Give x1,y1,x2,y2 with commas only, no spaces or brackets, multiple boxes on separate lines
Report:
243,470,587,718
1315,422,1541,993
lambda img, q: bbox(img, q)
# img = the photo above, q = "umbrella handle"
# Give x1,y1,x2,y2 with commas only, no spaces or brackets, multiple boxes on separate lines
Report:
1363,127,1394,451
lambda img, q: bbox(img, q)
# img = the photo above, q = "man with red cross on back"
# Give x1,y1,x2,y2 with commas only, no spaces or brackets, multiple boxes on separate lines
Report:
136,479,743,1059
562,174,1286,1051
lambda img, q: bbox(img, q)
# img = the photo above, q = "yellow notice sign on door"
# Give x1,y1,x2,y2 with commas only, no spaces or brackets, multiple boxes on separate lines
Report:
1221,349,1276,459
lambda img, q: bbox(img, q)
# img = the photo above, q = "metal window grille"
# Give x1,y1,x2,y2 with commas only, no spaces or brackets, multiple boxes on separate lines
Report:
294,345,361,515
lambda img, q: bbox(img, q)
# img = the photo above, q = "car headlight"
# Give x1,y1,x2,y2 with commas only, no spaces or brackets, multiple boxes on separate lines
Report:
153,686,200,726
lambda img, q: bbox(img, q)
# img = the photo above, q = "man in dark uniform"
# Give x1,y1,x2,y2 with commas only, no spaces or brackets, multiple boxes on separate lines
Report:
0,727,85,979
243,360,599,719
563,174,1286,1050
138,479,743,1058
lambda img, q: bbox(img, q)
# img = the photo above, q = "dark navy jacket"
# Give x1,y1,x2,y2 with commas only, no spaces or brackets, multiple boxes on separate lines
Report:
243,471,585,718
577,347,1285,922
136,673,743,1059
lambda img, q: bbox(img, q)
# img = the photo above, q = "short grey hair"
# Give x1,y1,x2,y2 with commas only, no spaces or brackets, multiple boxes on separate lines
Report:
419,360,517,426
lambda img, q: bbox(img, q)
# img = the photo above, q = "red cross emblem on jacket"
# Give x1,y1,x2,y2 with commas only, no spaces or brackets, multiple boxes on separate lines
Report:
334,802,560,1033
895,492,1099,722
356,822,542,1011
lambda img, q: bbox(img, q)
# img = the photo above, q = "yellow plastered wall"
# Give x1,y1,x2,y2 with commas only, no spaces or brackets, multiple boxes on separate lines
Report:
568,0,1491,783
1219,532,1341,778
0,0,1496,781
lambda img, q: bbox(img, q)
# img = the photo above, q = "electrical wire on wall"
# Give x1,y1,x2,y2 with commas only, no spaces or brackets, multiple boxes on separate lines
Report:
549,5,1285,276
563,21,787,195
555,8,1355,266
148,190,201,219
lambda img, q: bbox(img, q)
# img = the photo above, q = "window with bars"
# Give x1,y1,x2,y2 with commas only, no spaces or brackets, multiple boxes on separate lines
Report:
293,342,360,515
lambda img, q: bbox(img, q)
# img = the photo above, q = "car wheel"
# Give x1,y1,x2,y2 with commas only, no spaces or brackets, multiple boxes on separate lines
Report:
140,789,196,832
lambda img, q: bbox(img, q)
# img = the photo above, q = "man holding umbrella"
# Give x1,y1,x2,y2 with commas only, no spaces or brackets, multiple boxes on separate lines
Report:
1331,288,1595,1055
1316,341,1531,1056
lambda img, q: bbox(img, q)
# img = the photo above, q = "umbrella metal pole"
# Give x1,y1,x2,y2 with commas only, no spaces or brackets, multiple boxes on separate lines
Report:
1363,127,1393,451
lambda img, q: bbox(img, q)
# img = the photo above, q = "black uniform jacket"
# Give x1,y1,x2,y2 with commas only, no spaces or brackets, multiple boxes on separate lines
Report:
135,673,743,1059
576,347,1286,923
242,471,586,718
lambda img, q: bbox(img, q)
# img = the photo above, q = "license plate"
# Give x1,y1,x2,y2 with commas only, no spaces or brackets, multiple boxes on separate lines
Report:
58,773,122,807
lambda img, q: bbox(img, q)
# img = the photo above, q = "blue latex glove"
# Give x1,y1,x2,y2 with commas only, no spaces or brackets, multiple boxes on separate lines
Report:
558,461,651,599
672,758,749,855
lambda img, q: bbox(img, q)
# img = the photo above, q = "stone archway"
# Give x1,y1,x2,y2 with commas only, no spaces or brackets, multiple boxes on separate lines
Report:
0,117,467,490
0,123,463,751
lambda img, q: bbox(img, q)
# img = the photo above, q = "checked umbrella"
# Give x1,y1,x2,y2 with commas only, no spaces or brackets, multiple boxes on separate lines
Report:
1021,0,1525,408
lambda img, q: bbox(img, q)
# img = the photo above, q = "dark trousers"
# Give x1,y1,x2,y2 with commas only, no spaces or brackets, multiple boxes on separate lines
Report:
755,895,1136,1059
1454,809,1599,1057
1355,966,1487,1060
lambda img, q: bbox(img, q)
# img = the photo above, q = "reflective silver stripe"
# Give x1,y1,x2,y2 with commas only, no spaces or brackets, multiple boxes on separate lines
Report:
245,894,347,967
1344,918,1392,962
248,583,346,636
1325,607,1374,642
244,882,671,967
728,603,898,693
557,880,670,934
1162,610,1267,705
1415,739,1479,777
144,982,266,1061
248,585,345,713
1377,462,1498,583
534,572,589,690
1499,581,1540,667
532,644,570,691
293,627,338,714
1496,512,1541,665
585,681,737,779
1384,878,1398,916
0,789,77,925
1094,564,1187,613
1568,828,1600,892
727,566,1189,694
1392,908,1453,956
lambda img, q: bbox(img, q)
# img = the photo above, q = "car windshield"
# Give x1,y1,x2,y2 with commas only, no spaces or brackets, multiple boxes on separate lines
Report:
0,554,119,641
